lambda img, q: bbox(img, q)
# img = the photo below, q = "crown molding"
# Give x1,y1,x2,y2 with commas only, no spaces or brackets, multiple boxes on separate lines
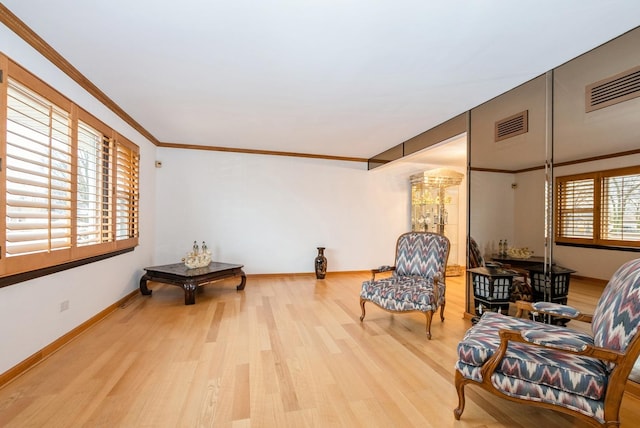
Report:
158,142,368,162
0,3,160,145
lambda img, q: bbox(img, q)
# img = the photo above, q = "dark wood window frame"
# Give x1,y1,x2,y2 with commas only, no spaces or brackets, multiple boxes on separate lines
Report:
556,165,640,250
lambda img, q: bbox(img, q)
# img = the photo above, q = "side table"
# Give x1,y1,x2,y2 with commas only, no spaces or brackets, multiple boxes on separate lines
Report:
527,264,575,325
527,264,576,305
140,261,246,305
467,267,519,316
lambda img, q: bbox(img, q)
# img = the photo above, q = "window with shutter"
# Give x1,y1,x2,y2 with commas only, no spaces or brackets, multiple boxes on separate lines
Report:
6,80,72,257
601,171,640,244
77,121,113,247
556,167,640,249
1,54,139,281
115,140,139,243
556,176,595,242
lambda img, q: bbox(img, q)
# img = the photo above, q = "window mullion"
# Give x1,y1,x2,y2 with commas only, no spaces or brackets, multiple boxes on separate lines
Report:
594,174,602,244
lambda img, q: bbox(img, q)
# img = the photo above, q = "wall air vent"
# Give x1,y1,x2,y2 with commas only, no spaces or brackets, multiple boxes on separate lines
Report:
586,65,640,112
495,110,528,142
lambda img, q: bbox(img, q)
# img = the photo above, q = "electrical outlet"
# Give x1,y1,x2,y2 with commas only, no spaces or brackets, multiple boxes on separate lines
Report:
60,300,69,312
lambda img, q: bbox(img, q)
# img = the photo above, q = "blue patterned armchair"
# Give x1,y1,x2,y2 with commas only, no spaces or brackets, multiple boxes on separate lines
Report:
360,232,450,339
454,258,640,427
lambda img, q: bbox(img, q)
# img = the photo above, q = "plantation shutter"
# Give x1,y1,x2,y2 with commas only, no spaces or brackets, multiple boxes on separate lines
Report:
556,177,595,242
601,172,640,244
5,79,72,257
115,141,139,241
77,122,113,246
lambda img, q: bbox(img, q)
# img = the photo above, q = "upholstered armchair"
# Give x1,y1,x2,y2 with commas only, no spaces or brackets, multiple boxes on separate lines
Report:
360,232,450,339
454,258,640,427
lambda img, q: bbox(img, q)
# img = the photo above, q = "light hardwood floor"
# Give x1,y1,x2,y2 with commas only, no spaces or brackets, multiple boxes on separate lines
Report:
1,272,639,427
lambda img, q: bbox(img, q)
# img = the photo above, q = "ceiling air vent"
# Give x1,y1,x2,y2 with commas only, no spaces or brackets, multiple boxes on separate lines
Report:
495,110,528,142
586,65,640,112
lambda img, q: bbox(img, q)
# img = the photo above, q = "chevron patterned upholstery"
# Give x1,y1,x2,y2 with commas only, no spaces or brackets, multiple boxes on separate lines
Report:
592,258,640,356
468,236,484,268
454,257,640,427
359,232,450,339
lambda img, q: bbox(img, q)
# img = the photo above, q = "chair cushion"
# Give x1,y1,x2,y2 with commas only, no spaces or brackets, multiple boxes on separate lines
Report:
468,237,484,268
455,361,605,423
395,233,448,278
360,275,439,312
592,258,640,355
457,311,608,400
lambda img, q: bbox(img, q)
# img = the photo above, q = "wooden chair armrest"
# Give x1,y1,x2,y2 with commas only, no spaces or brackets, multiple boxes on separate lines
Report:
515,300,534,317
371,265,395,281
481,329,625,381
508,328,624,362
514,300,593,323
432,272,445,304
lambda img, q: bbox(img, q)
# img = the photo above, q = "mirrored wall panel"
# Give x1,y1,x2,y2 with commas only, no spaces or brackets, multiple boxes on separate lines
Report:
552,27,640,280
467,74,550,314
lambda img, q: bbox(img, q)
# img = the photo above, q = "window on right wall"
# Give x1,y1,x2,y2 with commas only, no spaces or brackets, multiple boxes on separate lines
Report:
556,166,640,248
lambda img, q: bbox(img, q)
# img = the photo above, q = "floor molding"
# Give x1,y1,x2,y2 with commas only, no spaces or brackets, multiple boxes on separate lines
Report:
246,270,370,278
626,379,640,400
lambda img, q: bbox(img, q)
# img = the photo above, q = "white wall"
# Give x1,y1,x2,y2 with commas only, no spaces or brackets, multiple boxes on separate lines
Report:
0,25,157,374
513,169,547,256
154,148,421,273
469,171,515,258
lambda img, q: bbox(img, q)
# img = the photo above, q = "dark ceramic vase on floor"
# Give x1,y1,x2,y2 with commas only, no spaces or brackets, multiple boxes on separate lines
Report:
315,247,327,279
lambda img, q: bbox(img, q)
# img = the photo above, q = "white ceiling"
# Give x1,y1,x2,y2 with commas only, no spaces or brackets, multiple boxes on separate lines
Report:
3,1,640,160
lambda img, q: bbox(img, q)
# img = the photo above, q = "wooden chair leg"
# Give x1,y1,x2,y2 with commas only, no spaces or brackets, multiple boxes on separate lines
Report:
453,370,466,420
424,311,433,339
359,298,366,322
439,301,446,321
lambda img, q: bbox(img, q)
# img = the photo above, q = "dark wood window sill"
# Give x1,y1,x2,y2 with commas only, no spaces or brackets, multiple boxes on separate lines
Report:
0,247,135,289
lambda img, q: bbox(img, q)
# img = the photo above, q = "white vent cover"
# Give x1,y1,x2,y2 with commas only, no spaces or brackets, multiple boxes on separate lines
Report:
586,65,640,112
495,110,528,142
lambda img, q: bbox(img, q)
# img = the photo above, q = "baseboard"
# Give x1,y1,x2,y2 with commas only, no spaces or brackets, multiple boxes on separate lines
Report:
462,311,476,321
246,270,370,278
0,289,138,388
626,379,640,399
571,275,609,286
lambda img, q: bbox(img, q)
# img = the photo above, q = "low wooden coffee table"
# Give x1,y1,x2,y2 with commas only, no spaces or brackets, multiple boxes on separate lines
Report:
139,262,246,305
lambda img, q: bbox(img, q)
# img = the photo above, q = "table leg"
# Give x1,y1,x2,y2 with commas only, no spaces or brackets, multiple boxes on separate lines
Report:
184,281,197,305
140,273,152,296
237,270,247,290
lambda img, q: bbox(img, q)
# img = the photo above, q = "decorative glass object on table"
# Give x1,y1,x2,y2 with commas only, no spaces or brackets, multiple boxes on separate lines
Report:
506,246,533,259
183,240,212,268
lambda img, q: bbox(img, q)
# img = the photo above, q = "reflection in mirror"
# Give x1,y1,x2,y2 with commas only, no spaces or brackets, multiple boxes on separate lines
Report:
553,27,640,279
467,74,550,315
553,26,640,381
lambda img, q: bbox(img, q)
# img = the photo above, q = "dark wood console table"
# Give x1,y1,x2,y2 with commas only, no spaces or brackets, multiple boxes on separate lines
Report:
490,254,547,268
140,262,246,305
